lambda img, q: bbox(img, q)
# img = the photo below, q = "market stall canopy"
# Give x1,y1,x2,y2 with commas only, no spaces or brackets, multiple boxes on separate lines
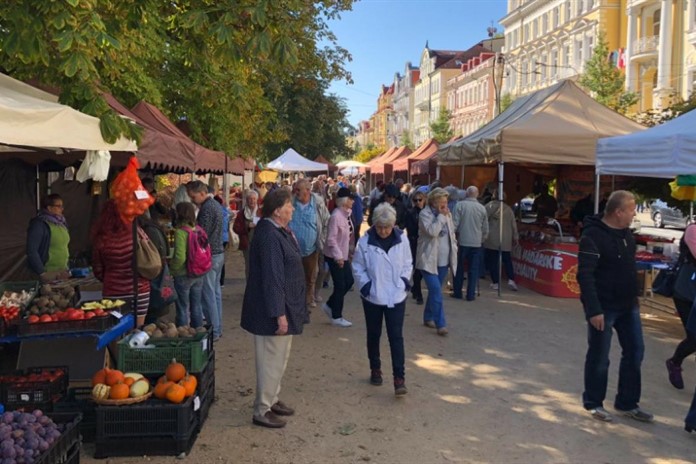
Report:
438,80,644,166
0,73,137,153
266,148,329,172
367,147,397,169
104,93,194,173
314,155,337,172
336,160,369,168
596,109,696,178
371,146,413,175
131,101,245,174
392,139,439,172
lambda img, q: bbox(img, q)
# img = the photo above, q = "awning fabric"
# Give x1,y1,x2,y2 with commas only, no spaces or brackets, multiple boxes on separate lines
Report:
0,73,137,152
267,148,329,172
392,139,439,172
438,80,644,166
596,109,696,178
314,155,337,171
371,146,413,175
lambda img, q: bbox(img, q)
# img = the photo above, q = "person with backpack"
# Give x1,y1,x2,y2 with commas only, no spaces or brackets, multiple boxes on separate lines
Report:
170,202,211,328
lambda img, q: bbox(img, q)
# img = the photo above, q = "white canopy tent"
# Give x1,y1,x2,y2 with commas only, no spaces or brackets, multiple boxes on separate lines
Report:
336,160,368,168
266,148,328,172
0,72,137,152
596,110,696,178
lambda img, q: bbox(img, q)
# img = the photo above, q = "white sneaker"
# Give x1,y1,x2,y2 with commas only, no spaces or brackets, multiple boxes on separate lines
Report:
332,317,352,327
314,295,323,303
322,304,333,320
490,283,499,290
508,280,518,291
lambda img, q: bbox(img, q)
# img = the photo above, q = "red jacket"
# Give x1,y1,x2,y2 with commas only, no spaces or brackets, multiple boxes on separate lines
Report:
233,209,261,251
93,226,150,296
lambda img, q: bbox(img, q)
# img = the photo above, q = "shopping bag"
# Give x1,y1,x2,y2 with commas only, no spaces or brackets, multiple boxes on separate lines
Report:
136,228,163,280
149,263,177,308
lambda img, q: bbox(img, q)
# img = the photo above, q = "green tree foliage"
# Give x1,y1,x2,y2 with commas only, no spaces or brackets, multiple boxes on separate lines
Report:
0,0,353,157
400,130,414,149
499,93,514,113
355,146,384,163
631,93,696,127
578,33,638,114
429,107,453,144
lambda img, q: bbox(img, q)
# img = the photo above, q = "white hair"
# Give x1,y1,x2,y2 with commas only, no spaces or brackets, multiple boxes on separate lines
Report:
372,203,397,227
244,189,259,198
466,186,479,198
336,196,350,207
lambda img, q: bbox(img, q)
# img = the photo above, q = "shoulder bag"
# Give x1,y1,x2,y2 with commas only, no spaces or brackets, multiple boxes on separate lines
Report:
136,227,163,280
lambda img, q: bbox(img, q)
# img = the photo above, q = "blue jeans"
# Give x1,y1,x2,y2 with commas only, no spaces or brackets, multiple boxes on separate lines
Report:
202,253,225,338
363,299,406,379
453,246,482,300
174,275,204,327
422,266,449,329
326,257,354,319
484,248,515,284
583,308,644,411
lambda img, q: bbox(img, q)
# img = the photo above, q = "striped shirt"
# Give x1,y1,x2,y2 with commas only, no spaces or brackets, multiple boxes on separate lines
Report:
288,196,318,257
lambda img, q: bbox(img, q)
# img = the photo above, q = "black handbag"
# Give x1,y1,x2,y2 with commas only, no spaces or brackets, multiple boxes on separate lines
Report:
652,266,679,297
673,261,696,302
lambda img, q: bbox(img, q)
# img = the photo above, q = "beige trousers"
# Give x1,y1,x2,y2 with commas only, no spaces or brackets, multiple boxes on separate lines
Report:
253,334,293,417
301,251,318,304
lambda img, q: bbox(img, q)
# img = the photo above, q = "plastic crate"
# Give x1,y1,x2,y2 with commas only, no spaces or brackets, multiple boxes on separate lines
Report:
196,352,215,430
94,394,199,458
36,412,83,464
64,442,81,464
18,299,131,337
54,387,96,443
0,366,68,411
117,327,212,375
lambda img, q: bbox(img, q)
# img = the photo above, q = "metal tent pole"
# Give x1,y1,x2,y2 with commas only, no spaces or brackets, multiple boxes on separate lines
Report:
594,174,600,214
498,162,504,298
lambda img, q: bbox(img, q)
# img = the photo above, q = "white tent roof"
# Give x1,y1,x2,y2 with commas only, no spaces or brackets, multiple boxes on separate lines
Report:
596,110,696,178
0,73,137,152
267,148,328,172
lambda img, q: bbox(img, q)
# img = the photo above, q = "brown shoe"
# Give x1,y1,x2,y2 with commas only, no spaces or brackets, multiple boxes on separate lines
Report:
437,327,448,336
424,321,436,328
271,400,295,416
252,411,286,428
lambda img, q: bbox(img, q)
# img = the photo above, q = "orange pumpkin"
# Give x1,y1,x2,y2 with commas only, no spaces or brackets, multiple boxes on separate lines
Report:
109,382,130,400
92,368,109,387
156,375,168,384
123,377,135,387
165,383,186,404
154,381,174,399
179,375,197,397
165,359,186,382
105,370,125,386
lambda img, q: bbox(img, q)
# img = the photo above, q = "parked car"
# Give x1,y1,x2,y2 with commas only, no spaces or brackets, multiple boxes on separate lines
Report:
650,199,693,228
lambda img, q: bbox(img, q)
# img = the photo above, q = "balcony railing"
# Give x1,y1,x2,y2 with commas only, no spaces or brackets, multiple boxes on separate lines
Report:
632,35,659,55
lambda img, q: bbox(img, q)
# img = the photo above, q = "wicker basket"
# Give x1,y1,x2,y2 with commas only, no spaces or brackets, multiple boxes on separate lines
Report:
92,390,152,406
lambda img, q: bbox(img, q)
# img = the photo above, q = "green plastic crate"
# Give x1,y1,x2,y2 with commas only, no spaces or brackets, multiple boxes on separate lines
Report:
117,328,212,375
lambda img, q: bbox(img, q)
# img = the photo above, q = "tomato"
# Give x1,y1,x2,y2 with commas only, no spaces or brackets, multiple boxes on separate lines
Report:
51,314,59,321
39,314,52,323
93,308,105,317
27,315,40,324
84,311,96,320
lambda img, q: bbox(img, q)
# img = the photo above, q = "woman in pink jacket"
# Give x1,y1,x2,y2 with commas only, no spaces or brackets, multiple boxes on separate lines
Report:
322,187,355,327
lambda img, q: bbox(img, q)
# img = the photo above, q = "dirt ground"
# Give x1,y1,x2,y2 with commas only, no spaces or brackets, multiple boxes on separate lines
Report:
81,250,696,464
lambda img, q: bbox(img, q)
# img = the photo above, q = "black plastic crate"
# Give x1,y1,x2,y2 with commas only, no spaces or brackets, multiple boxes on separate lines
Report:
95,392,198,442
64,442,80,464
196,352,215,430
36,412,83,464
0,366,68,411
94,426,198,458
17,312,120,337
54,387,96,443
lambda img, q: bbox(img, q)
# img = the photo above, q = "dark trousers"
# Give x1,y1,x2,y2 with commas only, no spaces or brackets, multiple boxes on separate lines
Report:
671,297,696,365
220,242,228,286
453,246,482,300
325,257,354,319
362,299,406,379
484,248,515,284
583,308,644,411
686,386,696,427
409,240,423,300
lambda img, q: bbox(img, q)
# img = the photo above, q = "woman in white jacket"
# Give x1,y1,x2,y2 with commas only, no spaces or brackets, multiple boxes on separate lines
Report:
353,203,413,396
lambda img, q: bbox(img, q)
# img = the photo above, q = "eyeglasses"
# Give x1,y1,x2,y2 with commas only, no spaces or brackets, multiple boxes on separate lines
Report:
49,203,64,209
413,198,424,203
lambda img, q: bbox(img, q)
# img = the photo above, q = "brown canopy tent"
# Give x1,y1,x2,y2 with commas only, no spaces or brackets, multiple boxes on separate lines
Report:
314,155,337,176
393,139,439,183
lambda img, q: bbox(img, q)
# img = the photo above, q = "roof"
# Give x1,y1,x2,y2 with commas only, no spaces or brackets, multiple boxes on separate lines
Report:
371,146,413,174
267,148,329,172
438,80,645,166
392,139,439,172
440,44,492,69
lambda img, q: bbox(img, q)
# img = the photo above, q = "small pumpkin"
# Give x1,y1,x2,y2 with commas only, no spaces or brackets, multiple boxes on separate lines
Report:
154,381,174,399
156,375,168,384
105,369,125,386
123,377,135,387
109,382,130,400
165,383,186,404
92,368,110,387
165,359,186,382
92,383,110,400
179,374,197,397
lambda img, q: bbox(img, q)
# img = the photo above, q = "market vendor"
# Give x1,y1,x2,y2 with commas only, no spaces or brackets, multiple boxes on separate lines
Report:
26,194,71,282
570,194,595,228
533,184,558,222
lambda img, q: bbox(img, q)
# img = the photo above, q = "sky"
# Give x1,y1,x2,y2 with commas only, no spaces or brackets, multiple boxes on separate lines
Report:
327,0,509,128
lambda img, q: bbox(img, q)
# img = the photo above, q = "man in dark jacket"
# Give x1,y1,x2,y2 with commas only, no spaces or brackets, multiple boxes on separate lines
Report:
576,190,652,423
367,183,406,229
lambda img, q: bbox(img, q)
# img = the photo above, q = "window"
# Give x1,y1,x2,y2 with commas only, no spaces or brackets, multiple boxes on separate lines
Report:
565,1,572,21
554,7,560,28
543,14,548,34
533,18,539,38
653,9,661,36
586,35,594,60
551,48,559,79
521,60,528,87
564,42,571,66
587,0,594,10
575,39,583,66
577,0,584,16
524,24,530,42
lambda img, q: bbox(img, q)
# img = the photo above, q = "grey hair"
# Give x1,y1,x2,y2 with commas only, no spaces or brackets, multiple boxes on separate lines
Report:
428,187,449,206
336,196,350,208
372,203,397,227
244,189,259,198
605,190,635,215
466,186,479,198
294,178,311,191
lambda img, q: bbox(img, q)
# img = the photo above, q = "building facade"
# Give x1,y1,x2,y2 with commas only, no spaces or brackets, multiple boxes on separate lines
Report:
373,84,394,149
500,0,625,98
625,0,696,110
447,51,497,137
388,63,420,148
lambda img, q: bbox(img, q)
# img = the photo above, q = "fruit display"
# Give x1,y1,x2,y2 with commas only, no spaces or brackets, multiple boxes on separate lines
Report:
26,307,111,324
25,284,76,316
91,369,152,402
142,321,207,339
0,410,62,463
153,360,197,404
0,290,34,308
0,305,20,325
81,299,126,311
0,367,68,411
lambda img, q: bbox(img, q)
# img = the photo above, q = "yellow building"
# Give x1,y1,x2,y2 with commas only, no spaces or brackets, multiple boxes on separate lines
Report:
374,84,394,148
625,0,696,110
500,0,625,97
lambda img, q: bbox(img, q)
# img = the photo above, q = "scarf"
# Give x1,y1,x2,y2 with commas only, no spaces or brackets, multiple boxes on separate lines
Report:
244,204,258,222
37,209,67,227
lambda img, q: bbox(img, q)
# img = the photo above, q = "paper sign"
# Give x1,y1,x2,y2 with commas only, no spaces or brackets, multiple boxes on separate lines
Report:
201,338,209,352
110,310,123,319
134,190,150,200
193,396,201,411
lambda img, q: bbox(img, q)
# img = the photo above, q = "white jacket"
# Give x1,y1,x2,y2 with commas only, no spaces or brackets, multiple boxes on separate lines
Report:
352,228,413,308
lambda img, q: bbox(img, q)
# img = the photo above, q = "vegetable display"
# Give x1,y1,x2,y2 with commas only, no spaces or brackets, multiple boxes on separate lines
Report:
0,410,62,463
